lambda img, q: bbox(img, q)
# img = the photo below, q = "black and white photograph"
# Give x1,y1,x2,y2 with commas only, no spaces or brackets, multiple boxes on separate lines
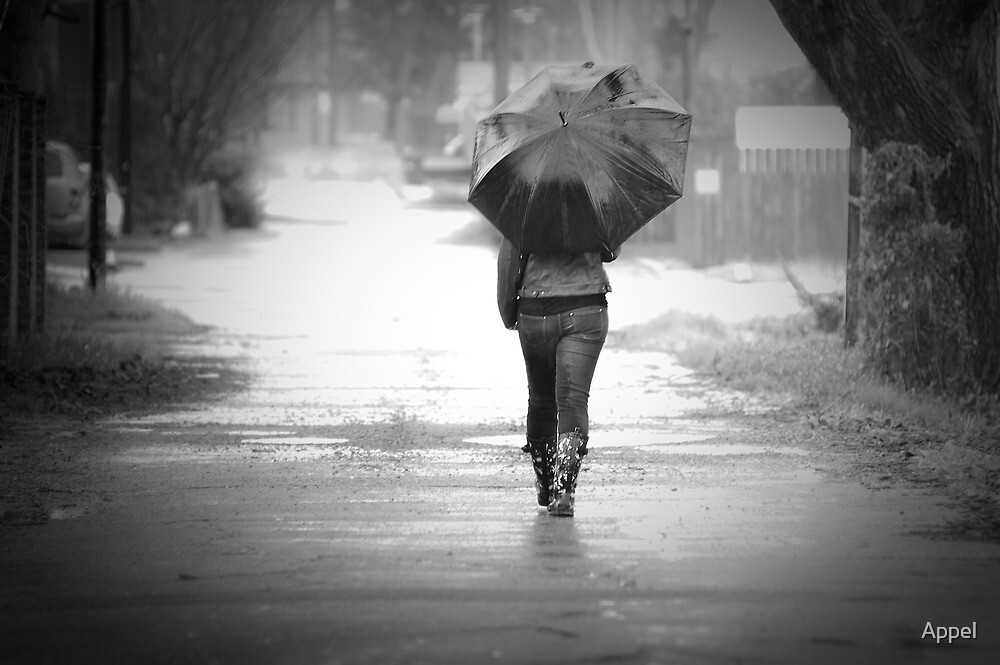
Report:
1,0,998,663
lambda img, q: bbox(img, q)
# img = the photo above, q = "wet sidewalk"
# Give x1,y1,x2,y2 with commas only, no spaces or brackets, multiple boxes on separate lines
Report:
2,415,997,664
12,214,996,663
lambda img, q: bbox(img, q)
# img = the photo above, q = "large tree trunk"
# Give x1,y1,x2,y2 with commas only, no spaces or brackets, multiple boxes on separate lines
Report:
954,150,1000,388
769,0,1000,391
0,1,45,91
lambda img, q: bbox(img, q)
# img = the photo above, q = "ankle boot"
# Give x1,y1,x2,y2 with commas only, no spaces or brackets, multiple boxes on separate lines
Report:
548,430,588,517
521,435,555,506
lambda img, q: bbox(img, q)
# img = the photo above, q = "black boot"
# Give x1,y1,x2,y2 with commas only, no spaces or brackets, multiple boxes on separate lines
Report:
548,429,588,517
521,435,555,507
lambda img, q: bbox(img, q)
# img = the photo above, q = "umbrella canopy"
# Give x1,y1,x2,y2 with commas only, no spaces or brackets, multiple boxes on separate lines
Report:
468,62,692,253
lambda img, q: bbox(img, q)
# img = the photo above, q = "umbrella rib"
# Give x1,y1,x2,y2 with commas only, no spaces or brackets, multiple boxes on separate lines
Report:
488,129,562,247
560,131,598,243
522,131,564,246
564,130,632,249
580,109,686,181
606,131,685,196
576,132,667,232
473,118,557,182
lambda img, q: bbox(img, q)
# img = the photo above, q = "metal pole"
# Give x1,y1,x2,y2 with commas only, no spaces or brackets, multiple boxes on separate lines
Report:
89,0,108,291
119,0,132,235
28,97,39,333
492,0,510,106
8,98,20,357
844,125,862,347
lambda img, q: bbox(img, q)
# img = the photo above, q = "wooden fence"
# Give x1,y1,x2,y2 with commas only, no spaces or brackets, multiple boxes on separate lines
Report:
0,89,46,357
631,139,849,267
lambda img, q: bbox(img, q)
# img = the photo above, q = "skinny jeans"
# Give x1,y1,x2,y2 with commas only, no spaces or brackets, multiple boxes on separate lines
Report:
517,305,609,440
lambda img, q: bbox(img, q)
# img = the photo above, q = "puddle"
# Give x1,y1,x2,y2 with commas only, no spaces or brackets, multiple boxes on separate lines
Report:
227,430,295,436
466,430,716,449
49,506,87,520
644,444,809,456
466,430,810,456
114,427,189,436
240,437,349,445
114,444,387,464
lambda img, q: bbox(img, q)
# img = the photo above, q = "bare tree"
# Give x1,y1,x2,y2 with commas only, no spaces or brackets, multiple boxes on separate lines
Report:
768,0,1000,392
337,0,468,139
132,0,323,189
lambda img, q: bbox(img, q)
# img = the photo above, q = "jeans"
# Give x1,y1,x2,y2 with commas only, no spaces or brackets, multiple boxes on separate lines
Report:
517,305,609,440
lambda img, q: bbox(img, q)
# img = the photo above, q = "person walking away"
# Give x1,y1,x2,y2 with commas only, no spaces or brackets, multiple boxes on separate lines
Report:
499,240,618,517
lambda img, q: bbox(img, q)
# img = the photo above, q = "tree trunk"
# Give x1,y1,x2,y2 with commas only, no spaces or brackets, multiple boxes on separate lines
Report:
948,150,1000,389
383,93,400,142
0,2,45,91
769,0,1000,391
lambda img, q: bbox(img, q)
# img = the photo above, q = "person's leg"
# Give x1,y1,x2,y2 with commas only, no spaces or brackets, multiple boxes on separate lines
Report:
550,305,609,516
517,313,559,505
555,305,608,435
518,313,559,439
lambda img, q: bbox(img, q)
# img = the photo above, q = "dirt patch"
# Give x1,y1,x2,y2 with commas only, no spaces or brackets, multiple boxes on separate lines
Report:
0,351,251,527
740,405,1000,543
0,354,251,421
832,415,1000,542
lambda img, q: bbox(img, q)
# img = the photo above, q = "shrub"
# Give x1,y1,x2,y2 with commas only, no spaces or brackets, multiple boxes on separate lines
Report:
217,179,262,229
854,143,973,393
205,146,264,229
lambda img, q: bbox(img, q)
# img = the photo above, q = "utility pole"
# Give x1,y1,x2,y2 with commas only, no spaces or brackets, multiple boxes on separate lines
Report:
492,0,510,106
681,0,693,108
309,18,320,146
119,0,132,235
89,0,108,290
327,0,338,146
844,125,862,347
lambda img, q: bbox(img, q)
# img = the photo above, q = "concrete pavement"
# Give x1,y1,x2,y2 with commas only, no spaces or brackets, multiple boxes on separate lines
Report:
12,203,999,664
2,414,997,664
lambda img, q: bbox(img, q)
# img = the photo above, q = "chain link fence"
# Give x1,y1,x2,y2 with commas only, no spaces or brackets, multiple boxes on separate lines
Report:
0,87,46,360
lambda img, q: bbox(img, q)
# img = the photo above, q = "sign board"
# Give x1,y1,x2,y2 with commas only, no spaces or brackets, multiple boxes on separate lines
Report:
735,106,850,150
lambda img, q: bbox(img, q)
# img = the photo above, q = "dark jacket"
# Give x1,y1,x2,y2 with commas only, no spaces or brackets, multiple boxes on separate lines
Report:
518,251,615,299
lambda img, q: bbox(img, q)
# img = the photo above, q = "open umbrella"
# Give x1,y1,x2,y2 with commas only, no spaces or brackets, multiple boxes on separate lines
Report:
468,62,691,253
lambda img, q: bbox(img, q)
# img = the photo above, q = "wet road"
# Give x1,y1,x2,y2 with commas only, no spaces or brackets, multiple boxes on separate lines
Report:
3,417,996,664
7,192,999,663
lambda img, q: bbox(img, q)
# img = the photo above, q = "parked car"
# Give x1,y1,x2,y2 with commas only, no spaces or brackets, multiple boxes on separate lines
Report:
45,141,123,248
45,141,84,221
401,136,472,203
